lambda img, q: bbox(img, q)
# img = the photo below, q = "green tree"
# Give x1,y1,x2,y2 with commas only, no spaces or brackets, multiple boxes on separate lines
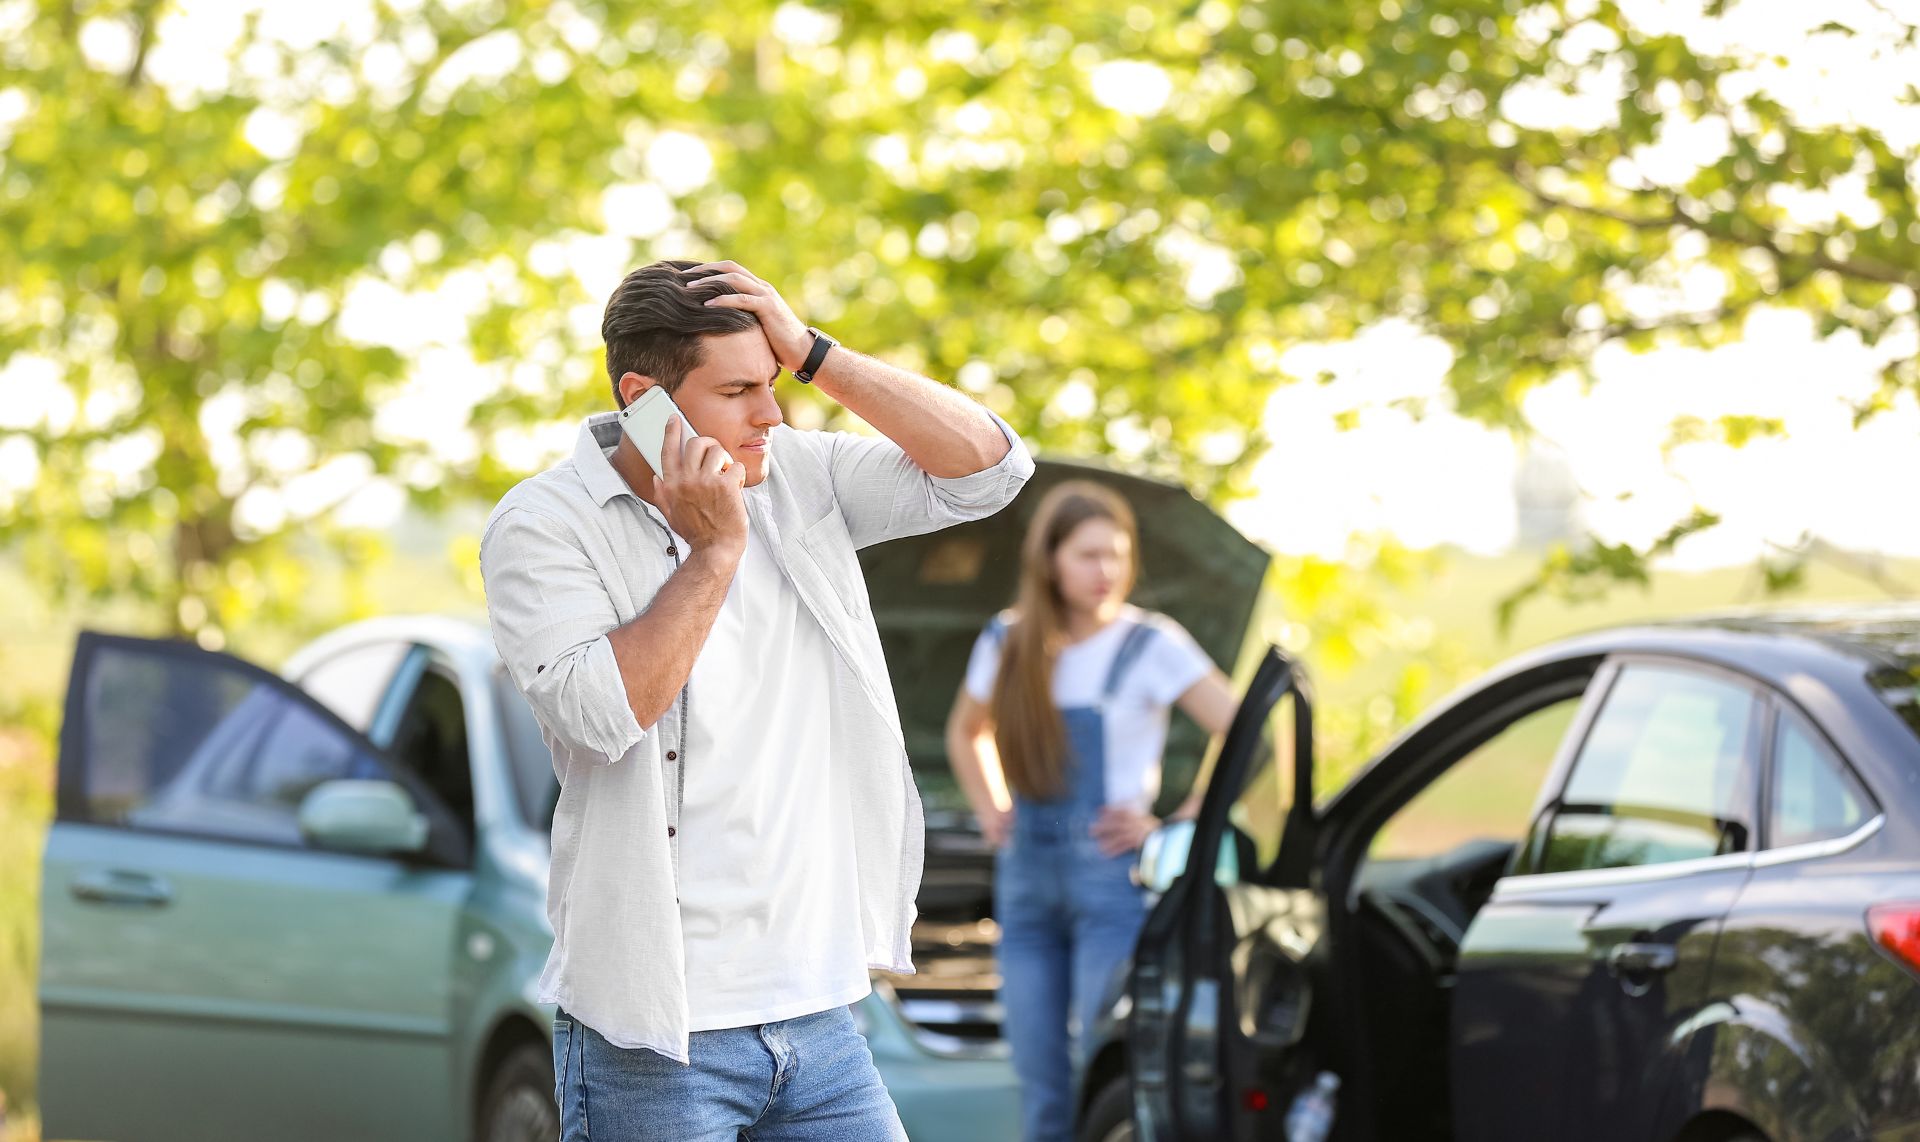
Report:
1,0,1913,643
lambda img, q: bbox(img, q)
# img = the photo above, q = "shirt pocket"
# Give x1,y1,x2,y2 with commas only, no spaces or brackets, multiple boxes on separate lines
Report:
797,503,870,621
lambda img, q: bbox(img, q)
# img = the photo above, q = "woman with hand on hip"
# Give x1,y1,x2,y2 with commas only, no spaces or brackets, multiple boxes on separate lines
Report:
944,480,1239,1142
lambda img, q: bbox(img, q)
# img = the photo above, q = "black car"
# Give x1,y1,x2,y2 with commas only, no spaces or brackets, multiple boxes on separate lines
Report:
1089,606,1920,1142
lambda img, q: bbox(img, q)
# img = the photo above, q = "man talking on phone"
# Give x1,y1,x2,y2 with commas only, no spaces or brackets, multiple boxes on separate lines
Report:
480,259,1033,1139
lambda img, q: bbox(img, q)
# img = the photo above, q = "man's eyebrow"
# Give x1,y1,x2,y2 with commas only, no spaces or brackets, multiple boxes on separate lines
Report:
719,366,781,390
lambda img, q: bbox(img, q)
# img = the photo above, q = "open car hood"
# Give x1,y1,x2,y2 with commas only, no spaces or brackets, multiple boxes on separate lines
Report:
858,456,1271,820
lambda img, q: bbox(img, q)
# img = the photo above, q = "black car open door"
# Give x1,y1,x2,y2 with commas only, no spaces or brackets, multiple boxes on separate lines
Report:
1127,648,1327,1141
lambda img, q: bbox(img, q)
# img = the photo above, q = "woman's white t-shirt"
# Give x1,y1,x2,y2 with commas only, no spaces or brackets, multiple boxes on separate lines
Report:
963,604,1216,812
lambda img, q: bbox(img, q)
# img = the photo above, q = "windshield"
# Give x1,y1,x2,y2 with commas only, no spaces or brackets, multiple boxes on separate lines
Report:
493,665,560,833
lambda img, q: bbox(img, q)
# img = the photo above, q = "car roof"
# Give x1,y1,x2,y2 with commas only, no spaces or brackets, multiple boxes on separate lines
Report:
1651,602,1920,671
1476,601,1917,681
281,614,496,680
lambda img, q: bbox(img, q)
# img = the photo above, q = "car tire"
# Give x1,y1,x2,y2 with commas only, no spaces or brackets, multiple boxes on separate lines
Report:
1079,1076,1135,1142
477,1041,558,1142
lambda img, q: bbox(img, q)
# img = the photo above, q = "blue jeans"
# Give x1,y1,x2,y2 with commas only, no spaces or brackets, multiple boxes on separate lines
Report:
552,1005,906,1141
996,828,1150,1142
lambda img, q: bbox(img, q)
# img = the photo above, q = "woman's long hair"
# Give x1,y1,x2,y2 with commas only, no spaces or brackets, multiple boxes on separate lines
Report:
990,480,1139,800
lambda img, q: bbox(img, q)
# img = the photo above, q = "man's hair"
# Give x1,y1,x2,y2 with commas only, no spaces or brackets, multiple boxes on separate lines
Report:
602,260,758,406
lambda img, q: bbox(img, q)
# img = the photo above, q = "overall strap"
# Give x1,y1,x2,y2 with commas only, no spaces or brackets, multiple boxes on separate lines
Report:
984,614,1010,647
1100,619,1158,702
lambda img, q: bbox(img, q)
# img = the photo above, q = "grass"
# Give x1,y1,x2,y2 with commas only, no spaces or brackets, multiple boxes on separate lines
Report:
0,727,49,1142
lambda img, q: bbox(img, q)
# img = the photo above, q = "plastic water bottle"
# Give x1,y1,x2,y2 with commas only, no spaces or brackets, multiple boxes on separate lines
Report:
1284,1070,1340,1142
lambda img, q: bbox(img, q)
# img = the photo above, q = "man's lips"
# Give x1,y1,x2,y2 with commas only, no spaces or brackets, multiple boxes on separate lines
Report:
738,439,768,454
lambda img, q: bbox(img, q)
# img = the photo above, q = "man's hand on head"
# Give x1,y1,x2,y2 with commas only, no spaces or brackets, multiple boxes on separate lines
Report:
680,261,814,375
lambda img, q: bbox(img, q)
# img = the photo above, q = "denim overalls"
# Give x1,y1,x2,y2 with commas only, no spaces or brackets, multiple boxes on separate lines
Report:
989,617,1159,1142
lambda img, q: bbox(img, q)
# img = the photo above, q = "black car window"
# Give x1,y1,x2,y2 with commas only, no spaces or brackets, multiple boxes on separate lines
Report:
79,642,388,847
1529,664,1758,875
293,640,411,734
1206,688,1306,884
387,663,476,840
494,664,559,832
1768,710,1871,848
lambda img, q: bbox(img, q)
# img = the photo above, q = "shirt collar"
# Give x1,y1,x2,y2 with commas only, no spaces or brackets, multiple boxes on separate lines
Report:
573,411,634,508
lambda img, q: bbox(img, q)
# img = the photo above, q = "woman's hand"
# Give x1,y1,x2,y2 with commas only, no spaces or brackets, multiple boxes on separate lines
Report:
1091,805,1160,857
978,804,1014,849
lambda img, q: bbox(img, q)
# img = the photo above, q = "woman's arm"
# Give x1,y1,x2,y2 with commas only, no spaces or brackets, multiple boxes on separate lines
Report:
944,689,1013,847
1168,669,1239,820
1091,666,1241,855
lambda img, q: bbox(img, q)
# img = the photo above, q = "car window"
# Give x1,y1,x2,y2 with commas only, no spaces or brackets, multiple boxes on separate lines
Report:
1528,664,1759,875
294,640,411,734
1769,710,1871,848
494,665,558,832
387,663,475,838
1371,697,1581,861
1200,688,1305,885
79,641,388,846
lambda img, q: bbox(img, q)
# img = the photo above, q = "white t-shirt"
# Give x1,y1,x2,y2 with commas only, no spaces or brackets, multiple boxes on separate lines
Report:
964,605,1216,811
664,493,871,1032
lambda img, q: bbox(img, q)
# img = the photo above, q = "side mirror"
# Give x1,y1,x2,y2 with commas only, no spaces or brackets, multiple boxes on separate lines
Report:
1135,818,1242,894
298,779,429,856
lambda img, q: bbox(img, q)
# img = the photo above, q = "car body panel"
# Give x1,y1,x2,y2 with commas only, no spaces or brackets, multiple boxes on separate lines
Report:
1457,860,1753,1141
1698,836,1920,1140
41,633,473,1142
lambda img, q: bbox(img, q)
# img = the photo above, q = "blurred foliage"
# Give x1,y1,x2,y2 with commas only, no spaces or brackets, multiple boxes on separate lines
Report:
1496,505,1722,633
0,0,1915,647
0,703,54,1130
1263,539,1483,783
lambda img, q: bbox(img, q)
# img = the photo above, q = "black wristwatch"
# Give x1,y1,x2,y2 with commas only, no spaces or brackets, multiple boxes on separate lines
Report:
793,327,837,385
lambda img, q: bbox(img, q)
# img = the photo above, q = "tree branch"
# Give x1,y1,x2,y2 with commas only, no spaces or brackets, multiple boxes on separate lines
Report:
124,0,160,90
1509,162,1920,293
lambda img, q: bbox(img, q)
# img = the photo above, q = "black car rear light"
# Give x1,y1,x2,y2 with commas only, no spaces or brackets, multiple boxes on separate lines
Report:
1868,904,1920,975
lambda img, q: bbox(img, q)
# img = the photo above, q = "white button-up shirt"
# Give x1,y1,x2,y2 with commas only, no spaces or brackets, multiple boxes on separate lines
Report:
479,410,1033,1060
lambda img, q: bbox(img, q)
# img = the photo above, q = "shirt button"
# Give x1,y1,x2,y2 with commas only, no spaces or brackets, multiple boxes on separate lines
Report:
667,826,677,838
666,545,678,557
666,750,678,761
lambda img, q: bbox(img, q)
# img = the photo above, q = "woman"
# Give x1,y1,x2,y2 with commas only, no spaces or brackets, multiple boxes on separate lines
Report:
945,480,1238,1142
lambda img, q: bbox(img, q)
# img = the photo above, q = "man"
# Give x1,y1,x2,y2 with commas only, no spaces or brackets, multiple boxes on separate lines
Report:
480,258,1033,1139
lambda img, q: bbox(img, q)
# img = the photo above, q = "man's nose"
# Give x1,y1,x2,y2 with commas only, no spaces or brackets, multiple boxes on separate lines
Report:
755,391,784,429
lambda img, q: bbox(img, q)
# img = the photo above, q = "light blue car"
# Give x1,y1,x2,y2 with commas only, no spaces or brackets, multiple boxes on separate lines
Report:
39,616,1020,1141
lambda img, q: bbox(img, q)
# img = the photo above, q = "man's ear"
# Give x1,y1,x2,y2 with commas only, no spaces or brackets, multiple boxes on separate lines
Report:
618,371,657,408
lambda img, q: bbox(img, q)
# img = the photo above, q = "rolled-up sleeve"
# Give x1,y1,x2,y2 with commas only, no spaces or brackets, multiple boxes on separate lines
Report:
480,507,647,763
824,410,1036,549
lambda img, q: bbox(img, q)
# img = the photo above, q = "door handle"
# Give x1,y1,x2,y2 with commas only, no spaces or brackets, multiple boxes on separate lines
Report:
71,869,174,907
1606,942,1676,976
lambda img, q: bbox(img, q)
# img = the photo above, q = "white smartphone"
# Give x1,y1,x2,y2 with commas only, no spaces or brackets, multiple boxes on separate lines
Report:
618,386,693,474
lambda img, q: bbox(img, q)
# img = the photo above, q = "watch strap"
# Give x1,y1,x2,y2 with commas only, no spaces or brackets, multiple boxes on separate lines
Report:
794,328,836,384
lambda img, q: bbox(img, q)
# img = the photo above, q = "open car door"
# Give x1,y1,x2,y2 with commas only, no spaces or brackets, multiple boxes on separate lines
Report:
40,631,472,1141
1127,648,1328,1141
